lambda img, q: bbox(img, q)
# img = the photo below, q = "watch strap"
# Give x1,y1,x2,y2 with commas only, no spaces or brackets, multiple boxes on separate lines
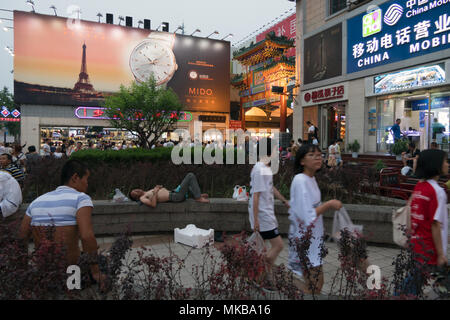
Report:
147,31,175,48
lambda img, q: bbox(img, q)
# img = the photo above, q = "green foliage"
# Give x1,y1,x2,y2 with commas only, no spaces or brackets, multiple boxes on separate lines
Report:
0,87,20,140
348,139,360,153
103,77,183,149
391,140,409,155
374,159,386,171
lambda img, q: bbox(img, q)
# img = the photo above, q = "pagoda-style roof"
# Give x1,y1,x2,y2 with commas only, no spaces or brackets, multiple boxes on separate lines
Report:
233,32,294,66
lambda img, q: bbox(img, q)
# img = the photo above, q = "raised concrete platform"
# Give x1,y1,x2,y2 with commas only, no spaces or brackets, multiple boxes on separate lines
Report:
16,199,405,246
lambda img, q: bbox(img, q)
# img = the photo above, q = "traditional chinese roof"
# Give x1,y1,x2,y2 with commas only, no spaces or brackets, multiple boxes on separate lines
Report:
233,32,294,66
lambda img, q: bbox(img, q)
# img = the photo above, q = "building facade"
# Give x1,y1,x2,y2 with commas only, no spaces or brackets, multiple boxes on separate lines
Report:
293,0,450,153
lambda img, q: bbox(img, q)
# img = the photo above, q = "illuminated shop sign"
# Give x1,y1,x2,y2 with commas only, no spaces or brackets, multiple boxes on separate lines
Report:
0,106,21,122
373,63,445,94
411,96,450,110
347,0,450,73
301,83,348,107
74,106,193,122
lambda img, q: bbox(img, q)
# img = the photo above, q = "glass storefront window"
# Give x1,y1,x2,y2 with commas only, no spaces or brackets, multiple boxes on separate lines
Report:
430,92,450,152
376,99,395,153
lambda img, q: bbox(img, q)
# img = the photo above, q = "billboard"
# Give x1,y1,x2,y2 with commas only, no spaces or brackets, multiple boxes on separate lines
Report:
13,11,230,113
256,13,296,57
347,0,450,74
304,23,342,85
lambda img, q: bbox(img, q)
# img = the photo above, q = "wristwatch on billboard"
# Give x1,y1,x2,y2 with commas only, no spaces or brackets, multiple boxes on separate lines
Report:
129,31,178,86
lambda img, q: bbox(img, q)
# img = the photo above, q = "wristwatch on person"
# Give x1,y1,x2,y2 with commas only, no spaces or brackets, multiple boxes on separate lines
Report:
129,31,178,86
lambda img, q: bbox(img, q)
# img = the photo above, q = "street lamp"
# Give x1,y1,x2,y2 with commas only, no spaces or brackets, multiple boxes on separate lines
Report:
26,0,35,13
155,23,163,31
138,20,143,28
174,25,183,33
118,16,124,25
190,29,201,36
206,30,219,38
221,33,233,40
50,5,57,16
97,13,103,23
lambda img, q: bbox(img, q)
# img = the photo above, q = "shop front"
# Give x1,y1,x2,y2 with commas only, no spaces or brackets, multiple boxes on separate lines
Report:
301,83,348,149
366,62,450,153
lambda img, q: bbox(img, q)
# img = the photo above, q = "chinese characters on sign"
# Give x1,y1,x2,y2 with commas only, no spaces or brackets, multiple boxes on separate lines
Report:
302,83,348,107
347,0,450,73
0,106,21,122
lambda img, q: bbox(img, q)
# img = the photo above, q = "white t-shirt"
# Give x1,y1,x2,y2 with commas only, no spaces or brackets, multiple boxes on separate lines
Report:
42,144,51,156
248,161,277,232
288,173,324,268
428,179,448,257
53,152,63,159
308,125,315,134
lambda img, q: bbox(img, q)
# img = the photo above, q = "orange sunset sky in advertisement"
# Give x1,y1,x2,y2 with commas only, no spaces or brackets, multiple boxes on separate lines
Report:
14,11,152,92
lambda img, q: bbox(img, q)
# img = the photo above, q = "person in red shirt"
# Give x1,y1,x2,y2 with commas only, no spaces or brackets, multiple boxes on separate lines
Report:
404,149,449,295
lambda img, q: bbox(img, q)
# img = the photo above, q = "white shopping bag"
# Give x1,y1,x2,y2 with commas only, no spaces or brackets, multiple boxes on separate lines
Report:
113,188,129,202
247,232,265,255
332,207,363,241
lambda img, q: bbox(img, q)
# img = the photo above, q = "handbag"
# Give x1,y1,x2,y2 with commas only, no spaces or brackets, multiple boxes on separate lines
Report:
332,207,363,241
392,197,412,248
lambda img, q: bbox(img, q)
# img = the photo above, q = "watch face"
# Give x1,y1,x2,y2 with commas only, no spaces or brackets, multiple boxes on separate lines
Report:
129,40,177,85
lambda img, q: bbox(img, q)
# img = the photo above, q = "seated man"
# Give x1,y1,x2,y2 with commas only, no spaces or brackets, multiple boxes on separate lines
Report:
0,170,22,223
129,172,209,207
19,160,106,287
0,153,24,183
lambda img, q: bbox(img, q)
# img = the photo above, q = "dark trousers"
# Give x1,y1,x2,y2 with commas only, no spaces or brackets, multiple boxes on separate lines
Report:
169,173,202,202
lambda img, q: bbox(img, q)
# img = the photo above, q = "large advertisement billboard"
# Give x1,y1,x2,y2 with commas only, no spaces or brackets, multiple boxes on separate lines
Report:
304,23,342,85
347,0,450,74
13,11,230,113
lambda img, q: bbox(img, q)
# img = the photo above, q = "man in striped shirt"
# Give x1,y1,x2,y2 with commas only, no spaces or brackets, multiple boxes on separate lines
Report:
0,153,24,182
19,159,106,288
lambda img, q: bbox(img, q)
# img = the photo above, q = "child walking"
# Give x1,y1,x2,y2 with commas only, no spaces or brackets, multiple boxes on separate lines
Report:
248,137,290,291
288,144,342,295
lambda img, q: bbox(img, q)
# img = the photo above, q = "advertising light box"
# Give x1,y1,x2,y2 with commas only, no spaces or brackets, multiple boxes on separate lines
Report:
13,11,230,113
347,0,450,74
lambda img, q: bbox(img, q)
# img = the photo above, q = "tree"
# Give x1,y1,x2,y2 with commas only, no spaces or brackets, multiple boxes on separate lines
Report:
103,77,183,149
0,86,20,142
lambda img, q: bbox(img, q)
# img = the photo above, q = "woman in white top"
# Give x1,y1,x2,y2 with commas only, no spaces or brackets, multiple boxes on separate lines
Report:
288,144,342,295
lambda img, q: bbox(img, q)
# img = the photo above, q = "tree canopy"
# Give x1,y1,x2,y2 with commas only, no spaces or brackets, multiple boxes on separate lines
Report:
103,78,183,149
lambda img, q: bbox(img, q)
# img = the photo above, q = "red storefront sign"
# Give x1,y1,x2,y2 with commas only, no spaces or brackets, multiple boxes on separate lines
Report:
229,120,242,129
303,85,345,104
256,13,296,57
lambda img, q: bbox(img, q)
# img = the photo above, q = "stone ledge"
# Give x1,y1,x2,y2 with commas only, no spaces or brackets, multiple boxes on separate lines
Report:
16,199,401,245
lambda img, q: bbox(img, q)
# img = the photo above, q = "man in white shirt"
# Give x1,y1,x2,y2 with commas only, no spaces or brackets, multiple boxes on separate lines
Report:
0,170,22,223
42,139,51,157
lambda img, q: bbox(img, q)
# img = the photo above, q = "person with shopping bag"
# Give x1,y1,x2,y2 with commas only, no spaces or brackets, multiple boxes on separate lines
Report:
248,137,290,292
287,144,342,295
397,149,448,296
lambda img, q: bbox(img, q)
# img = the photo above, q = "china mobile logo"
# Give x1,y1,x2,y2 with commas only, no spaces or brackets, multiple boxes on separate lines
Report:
363,8,382,37
384,4,404,26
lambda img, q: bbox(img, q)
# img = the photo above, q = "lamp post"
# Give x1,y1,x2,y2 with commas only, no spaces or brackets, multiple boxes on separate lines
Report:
26,0,35,13
190,29,201,36
97,13,103,23
221,33,233,41
206,31,219,38
50,5,57,16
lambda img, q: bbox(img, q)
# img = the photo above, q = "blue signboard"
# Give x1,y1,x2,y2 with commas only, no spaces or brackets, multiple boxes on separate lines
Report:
347,0,450,74
410,96,450,110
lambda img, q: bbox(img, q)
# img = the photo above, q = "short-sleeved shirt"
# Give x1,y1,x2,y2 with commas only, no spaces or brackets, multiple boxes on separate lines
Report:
410,180,448,265
406,149,420,167
3,164,24,181
248,161,277,232
391,124,401,140
26,186,93,227
288,173,323,268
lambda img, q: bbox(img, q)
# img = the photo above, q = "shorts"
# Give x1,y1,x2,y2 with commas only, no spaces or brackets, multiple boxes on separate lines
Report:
288,261,323,279
259,228,280,240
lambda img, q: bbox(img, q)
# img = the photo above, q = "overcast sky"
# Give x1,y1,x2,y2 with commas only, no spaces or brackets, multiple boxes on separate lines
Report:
0,0,295,93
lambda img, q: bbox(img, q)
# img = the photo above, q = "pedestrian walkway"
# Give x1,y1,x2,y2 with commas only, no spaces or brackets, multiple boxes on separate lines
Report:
96,234,446,297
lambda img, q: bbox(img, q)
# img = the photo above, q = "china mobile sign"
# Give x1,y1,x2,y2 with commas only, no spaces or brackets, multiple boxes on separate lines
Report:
302,83,348,107
347,0,450,73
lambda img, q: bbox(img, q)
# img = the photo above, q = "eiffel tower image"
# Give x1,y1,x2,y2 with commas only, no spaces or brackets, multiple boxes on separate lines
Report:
73,42,95,93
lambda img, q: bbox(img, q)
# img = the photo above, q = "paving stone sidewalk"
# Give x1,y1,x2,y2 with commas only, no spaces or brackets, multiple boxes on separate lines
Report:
97,234,449,298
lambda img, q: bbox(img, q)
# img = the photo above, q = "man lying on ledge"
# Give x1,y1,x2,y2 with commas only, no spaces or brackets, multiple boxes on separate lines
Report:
129,172,209,207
